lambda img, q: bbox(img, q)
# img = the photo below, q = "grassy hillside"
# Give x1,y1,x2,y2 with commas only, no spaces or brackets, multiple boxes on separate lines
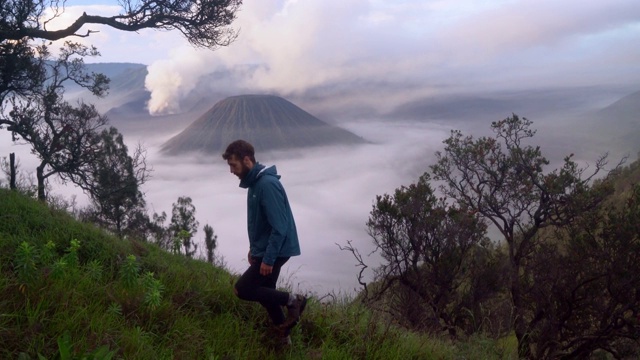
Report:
0,189,515,359
610,154,640,201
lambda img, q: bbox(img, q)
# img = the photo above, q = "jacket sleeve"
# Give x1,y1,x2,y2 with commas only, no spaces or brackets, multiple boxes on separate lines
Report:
260,179,289,265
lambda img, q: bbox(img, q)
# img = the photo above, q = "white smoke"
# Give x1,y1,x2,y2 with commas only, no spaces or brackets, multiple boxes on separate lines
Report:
145,54,210,115
142,0,640,116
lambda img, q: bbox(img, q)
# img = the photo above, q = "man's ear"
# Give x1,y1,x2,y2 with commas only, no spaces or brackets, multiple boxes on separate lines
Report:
243,156,254,168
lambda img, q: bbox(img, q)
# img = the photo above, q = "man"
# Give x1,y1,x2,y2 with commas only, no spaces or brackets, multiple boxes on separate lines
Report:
222,139,307,346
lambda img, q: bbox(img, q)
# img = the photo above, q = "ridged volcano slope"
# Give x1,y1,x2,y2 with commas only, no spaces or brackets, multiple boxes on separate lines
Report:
161,95,366,155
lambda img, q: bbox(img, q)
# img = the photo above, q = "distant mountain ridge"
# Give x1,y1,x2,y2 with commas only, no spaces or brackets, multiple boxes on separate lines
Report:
594,90,640,127
161,95,367,155
581,90,640,156
386,87,621,122
74,63,639,159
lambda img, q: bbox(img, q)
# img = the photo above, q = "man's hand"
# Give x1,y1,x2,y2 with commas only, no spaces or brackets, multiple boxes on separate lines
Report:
260,262,273,276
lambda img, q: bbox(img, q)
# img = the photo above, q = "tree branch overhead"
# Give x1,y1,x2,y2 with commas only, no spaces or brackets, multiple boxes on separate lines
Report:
1,0,242,48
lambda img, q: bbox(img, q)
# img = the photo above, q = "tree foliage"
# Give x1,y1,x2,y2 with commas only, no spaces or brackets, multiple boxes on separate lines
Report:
170,196,199,258
203,223,217,264
522,184,640,359
0,41,109,200
0,0,242,235
0,38,42,103
350,115,638,359
1,0,242,201
364,173,502,337
81,126,150,237
429,115,622,357
1,0,241,48
147,210,171,249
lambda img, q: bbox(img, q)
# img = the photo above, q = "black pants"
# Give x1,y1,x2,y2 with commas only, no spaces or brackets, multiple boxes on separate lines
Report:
235,256,290,328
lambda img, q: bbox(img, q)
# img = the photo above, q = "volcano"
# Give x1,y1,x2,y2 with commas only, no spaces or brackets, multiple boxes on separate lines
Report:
160,94,366,155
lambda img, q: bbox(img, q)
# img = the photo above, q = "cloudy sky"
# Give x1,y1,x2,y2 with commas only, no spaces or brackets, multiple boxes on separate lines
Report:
5,0,639,296
51,0,640,115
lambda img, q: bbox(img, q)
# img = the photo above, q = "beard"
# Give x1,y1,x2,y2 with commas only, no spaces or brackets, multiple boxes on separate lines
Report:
238,164,251,179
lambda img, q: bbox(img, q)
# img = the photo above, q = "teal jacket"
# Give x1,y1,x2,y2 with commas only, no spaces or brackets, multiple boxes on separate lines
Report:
239,163,301,265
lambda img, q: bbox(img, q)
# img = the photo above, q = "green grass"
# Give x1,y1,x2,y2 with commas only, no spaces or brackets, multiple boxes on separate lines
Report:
0,189,517,359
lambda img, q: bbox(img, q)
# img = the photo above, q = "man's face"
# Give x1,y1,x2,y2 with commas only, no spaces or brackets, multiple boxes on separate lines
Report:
227,155,252,180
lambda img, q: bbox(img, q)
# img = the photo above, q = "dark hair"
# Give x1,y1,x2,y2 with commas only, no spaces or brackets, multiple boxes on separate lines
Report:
222,139,256,163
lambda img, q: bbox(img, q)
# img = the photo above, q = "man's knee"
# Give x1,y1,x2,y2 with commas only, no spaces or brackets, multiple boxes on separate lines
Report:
234,283,252,300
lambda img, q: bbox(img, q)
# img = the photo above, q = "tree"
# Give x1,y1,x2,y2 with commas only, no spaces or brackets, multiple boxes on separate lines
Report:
430,115,618,357
203,224,217,264
0,154,36,196
0,37,42,103
364,173,499,337
2,0,241,199
149,210,171,249
170,196,199,258
0,41,108,200
81,126,150,237
1,0,241,48
1,0,241,118
519,182,640,359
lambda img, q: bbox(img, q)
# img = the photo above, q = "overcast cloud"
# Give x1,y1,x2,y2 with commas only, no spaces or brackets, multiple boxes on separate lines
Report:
142,0,640,114
46,0,640,114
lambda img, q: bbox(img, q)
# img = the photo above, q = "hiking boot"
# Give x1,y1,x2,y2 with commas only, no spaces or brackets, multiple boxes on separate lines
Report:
282,294,307,331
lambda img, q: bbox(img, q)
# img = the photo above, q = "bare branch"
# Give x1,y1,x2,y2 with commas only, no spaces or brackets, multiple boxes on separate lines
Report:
2,0,242,49
336,240,369,298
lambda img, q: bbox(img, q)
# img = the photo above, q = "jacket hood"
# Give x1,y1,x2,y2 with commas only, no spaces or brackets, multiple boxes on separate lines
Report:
239,163,280,189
